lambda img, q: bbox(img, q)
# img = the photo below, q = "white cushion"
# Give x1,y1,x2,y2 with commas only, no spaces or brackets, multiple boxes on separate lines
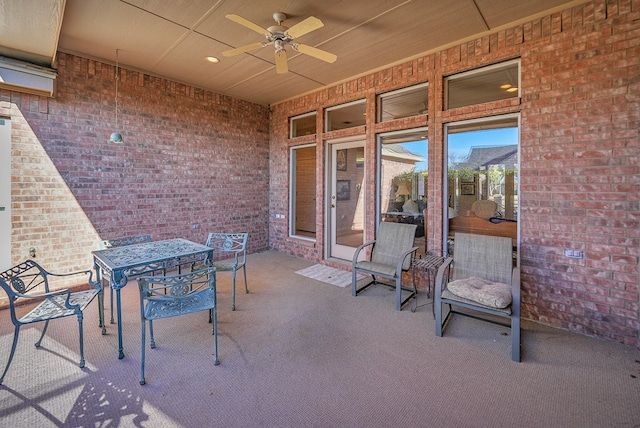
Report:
446,276,512,309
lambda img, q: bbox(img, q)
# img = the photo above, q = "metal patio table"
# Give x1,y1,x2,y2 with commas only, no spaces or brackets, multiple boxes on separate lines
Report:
92,238,213,359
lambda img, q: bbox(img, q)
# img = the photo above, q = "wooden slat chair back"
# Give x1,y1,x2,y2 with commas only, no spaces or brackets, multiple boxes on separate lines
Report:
0,260,101,384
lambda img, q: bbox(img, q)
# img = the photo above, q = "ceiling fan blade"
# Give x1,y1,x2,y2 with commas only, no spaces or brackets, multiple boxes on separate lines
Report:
275,50,288,74
286,16,323,39
222,42,264,57
293,44,337,63
225,14,269,35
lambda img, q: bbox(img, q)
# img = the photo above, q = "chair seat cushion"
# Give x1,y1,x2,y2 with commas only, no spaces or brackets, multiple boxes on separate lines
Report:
446,276,512,309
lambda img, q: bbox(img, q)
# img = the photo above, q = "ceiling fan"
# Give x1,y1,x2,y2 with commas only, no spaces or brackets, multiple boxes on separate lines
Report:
222,12,337,74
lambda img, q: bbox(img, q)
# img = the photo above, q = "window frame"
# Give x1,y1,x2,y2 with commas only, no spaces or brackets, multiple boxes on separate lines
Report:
289,111,317,138
377,82,429,123
324,99,366,132
289,143,317,241
443,114,520,261
444,59,520,110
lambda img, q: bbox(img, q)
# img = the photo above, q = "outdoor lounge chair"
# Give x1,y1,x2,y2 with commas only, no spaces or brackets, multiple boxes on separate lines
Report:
352,222,418,311
434,232,520,361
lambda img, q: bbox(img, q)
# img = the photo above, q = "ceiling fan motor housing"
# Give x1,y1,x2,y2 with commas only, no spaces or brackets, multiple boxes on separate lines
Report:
266,25,291,41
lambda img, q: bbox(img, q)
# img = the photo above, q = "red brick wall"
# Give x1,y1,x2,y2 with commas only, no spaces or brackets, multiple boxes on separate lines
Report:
1,52,270,284
270,0,639,346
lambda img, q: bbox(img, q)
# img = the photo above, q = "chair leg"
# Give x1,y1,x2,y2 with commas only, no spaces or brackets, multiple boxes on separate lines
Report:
140,318,147,385
212,306,219,366
242,265,248,294
512,316,521,362
352,269,357,297
35,320,49,347
0,326,21,385
395,276,402,311
110,286,115,324
77,312,86,368
149,319,156,349
231,269,237,311
97,287,106,334
411,266,417,311
435,298,444,337
394,272,416,311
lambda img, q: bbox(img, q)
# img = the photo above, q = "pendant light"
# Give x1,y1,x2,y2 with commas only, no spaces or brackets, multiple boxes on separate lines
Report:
109,49,123,144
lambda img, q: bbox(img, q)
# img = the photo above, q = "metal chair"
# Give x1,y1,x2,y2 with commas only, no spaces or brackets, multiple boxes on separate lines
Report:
138,267,219,385
434,232,520,361
99,234,152,323
204,232,249,311
0,260,102,384
352,222,418,311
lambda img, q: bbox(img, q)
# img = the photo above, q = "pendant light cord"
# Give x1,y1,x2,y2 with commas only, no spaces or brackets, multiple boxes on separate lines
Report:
114,49,119,129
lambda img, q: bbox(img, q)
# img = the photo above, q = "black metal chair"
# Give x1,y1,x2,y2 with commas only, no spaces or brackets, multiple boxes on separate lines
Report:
0,260,102,384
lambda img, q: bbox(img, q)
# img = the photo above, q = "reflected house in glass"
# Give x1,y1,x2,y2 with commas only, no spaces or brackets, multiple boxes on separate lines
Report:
380,144,425,213
450,144,517,219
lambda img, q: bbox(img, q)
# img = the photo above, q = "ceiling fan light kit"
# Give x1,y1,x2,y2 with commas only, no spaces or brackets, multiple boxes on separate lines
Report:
222,12,337,74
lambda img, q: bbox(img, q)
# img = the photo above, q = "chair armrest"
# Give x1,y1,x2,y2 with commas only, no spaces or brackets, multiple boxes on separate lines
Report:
12,288,82,311
352,240,376,268
511,267,520,313
395,246,419,276
47,268,92,279
434,257,454,299
48,269,100,291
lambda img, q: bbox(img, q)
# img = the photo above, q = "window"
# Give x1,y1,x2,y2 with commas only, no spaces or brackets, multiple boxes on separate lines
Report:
377,82,428,122
290,144,317,240
290,112,316,138
445,59,520,109
445,115,519,257
325,100,366,131
378,128,428,255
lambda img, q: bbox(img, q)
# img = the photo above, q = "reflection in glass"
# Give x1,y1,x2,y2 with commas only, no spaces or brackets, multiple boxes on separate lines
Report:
335,146,365,248
378,83,428,122
446,116,519,257
290,145,316,239
325,100,366,131
378,129,428,254
446,59,520,109
290,112,316,137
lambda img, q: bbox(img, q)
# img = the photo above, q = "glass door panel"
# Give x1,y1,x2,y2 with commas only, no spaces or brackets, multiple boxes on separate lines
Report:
329,140,365,261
